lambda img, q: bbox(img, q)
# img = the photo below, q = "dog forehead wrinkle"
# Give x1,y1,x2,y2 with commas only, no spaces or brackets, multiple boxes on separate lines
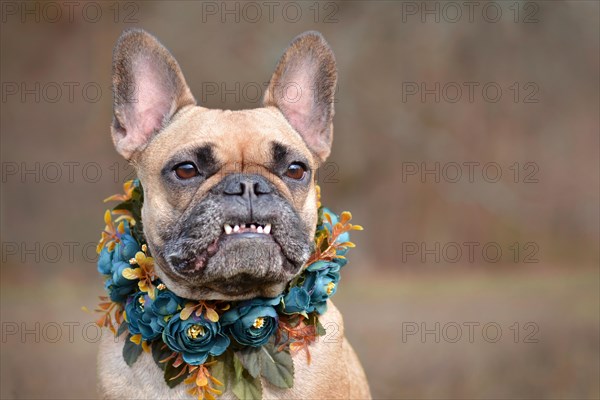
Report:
166,143,215,162
272,142,288,166
145,106,317,168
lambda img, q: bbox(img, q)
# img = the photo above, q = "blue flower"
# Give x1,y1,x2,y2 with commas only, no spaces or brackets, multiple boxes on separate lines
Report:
97,248,113,275
282,286,310,314
112,234,140,263
303,261,341,314
124,291,145,335
162,314,230,365
151,288,183,328
221,297,281,347
108,260,137,300
111,261,133,286
96,220,140,277
98,230,141,304
124,292,163,341
104,261,137,304
104,278,133,303
137,309,162,341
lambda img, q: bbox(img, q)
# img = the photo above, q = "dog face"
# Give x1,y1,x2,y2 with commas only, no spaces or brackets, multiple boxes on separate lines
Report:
109,29,337,300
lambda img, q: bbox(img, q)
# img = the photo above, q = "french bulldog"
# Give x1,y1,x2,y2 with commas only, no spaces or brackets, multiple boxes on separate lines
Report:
97,28,370,399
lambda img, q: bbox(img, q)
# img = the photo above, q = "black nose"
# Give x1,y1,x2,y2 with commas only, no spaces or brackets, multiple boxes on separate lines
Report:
222,174,273,197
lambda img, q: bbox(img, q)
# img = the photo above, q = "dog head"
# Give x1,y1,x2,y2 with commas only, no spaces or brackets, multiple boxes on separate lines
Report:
109,29,337,300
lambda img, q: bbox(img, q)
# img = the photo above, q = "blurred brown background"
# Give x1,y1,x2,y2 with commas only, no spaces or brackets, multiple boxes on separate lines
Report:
1,1,598,399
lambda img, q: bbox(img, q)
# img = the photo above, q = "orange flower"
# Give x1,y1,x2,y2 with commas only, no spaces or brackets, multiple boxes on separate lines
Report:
122,245,158,299
184,362,223,400
104,180,136,203
97,210,121,253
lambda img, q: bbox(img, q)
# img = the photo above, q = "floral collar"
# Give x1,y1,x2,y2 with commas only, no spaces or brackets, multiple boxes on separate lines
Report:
94,179,361,399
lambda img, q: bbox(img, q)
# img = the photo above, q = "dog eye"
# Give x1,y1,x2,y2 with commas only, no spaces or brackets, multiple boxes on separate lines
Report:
174,162,199,180
285,162,307,180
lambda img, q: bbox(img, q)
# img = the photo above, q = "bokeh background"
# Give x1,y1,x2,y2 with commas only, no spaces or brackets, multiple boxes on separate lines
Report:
1,1,598,399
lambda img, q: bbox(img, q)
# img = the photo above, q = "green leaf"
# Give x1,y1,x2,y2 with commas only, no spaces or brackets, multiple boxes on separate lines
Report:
132,221,146,245
231,369,262,400
163,357,187,388
233,352,245,380
151,341,172,372
304,313,326,336
210,358,226,388
131,188,142,202
211,350,236,392
235,348,262,379
113,202,134,213
285,314,302,328
209,350,263,400
122,334,143,367
260,341,294,389
316,319,327,336
116,321,128,337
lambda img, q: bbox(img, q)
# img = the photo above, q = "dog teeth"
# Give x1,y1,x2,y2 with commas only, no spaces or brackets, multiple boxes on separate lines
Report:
225,223,272,235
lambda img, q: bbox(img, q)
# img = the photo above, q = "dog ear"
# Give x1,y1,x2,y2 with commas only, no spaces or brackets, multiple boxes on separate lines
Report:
263,31,337,163
111,29,196,160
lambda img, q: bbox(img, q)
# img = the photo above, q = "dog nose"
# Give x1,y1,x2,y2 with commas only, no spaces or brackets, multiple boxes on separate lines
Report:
222,174,272,197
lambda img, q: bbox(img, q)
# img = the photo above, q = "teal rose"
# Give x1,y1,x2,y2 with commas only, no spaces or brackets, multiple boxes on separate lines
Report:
97,221,140,276
125,293,159,340
221,297,281,347
97,248,113,275
151,288,183,328
303,261,341,314
105,260,138,303
98,229,140,303
137,309,162,341
282,286,310,314
162,314,230,365
104,278,133,303
125,290,177,341
112,234,140,263
124,291,145,336
124,291,163,341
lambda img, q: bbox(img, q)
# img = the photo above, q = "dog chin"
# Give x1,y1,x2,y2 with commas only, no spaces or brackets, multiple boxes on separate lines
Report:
154,262,293,301
203,281,289,301
157,234,305,301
